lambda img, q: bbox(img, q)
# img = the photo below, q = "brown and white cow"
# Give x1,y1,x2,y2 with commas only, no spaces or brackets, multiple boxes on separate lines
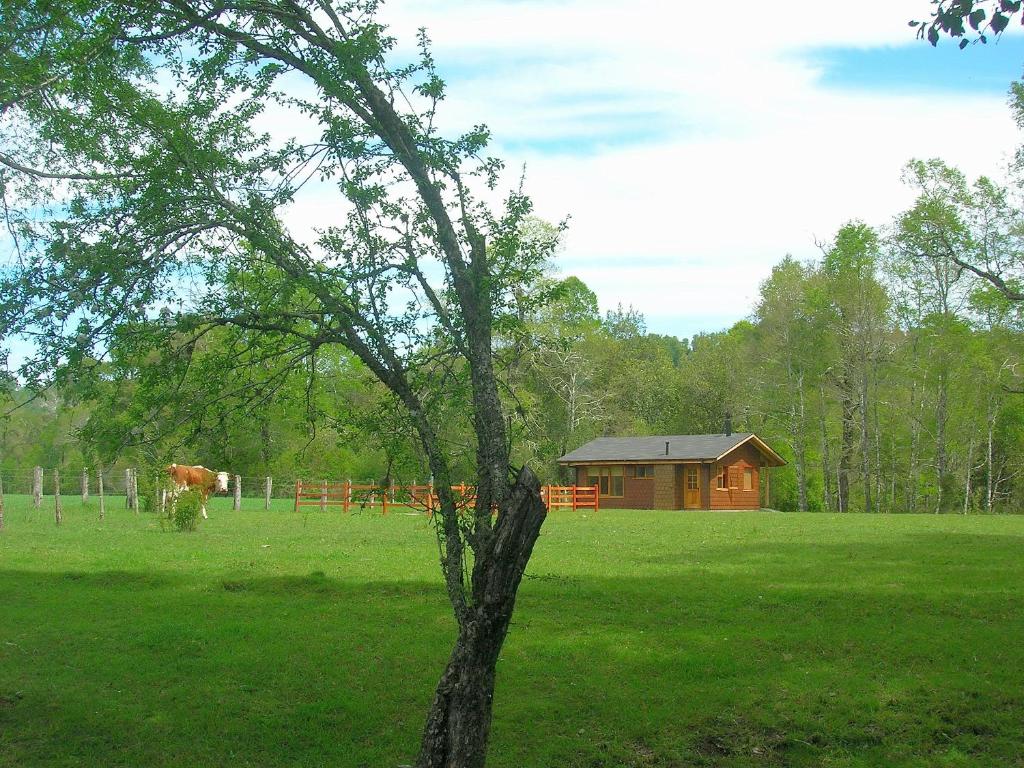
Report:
163,464,229,519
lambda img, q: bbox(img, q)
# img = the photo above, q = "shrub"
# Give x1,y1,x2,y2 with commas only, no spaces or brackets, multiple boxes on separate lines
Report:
169,488,203,532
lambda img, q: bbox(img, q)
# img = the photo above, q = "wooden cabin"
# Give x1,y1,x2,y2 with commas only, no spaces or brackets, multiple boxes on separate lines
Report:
557,433,785,510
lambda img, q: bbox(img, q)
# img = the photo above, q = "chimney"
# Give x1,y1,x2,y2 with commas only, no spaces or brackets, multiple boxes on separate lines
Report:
664,441,670,456
723,411,732,437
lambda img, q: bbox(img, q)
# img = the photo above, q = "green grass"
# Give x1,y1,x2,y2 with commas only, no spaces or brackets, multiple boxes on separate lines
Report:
2,495,1023,767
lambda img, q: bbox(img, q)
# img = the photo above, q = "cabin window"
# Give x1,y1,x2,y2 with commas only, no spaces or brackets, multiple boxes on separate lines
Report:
743,468,753,491
634,465,654,479
716,466,728,490
686,466,698,490
587,466,624,497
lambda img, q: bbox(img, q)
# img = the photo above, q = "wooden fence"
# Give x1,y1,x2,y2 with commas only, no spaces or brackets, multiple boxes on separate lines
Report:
542,484,599,512
294,481,599,515
0,467,599,517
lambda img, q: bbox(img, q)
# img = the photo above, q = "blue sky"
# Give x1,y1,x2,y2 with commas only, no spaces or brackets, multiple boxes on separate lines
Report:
353,0,1024,340
816,39,1023,95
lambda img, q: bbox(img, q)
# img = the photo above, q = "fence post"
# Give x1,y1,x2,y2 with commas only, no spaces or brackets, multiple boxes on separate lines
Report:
131,468,139,513
572,484,578,512
125,468,132,510
54,468,62,525
265,476,272,510
81,467,89,503
593,484,600,513
381,481,389,516
343,479,350,514
33,466,42,509
320,480,327,513
98,467,105,520
233,474,241,511
294,480,301,513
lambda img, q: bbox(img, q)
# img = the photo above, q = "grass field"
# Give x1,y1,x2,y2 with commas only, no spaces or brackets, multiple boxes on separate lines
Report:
2,496,1023,767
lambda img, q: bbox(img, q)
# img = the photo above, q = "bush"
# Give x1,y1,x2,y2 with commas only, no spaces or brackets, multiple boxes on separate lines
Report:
169,488,203,532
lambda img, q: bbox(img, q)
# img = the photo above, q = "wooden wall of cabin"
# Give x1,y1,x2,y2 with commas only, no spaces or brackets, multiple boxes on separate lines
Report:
573,464,654,509
709,443,763,510
653,464,676,509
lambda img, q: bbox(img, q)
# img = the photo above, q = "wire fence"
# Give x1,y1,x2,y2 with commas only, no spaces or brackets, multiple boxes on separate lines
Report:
0,467,600,516
0,467,392,499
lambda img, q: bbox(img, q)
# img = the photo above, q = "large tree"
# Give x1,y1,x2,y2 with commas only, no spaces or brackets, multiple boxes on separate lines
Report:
0,2,556,766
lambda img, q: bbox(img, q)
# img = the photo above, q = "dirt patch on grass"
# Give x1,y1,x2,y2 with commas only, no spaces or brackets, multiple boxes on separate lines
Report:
692,715,787,765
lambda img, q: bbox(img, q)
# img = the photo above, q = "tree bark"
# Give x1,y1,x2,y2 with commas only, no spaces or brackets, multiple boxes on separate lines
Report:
860,369,872,514
987,401,996,513
964,435,975,515
818,382,833,513
416,467,546,768
935,368,948,514
837,374,856,514
908,381,921,515
791,369,808,513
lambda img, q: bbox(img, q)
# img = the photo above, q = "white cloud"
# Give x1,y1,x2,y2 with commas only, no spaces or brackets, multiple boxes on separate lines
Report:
287,1,1024,337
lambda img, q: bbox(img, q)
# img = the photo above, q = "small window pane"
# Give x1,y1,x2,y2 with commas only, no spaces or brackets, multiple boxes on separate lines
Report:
612,476,623,496
599,475,609,495
610,466,623,477
743,469,753,491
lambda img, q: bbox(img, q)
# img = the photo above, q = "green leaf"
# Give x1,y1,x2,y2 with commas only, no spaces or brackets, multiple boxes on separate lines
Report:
969,8,986,29
928,25,940,45
992,12,1010,32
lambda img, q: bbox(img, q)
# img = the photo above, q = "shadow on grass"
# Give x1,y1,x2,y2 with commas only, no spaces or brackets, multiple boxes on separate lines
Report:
2,552,1024,767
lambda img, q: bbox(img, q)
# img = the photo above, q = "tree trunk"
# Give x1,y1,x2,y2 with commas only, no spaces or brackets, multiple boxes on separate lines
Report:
819,383,832,513
859,370,872,514
873,392,884,512
987,401,996,514
963,435,975,515
794,372,808,513
935,369,948,514
837,378,856,514
416,468,546,768
908,381,920,515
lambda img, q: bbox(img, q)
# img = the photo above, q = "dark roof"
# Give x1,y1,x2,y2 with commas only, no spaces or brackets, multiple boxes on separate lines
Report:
558,433,784,464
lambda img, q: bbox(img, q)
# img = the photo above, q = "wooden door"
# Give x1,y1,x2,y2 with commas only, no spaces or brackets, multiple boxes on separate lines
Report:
683,465,701,509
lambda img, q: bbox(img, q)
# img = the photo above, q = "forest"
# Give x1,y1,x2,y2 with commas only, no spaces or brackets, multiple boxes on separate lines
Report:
4,149,1023,514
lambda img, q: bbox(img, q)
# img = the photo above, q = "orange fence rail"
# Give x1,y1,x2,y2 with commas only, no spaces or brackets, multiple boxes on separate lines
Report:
541,484,600,513
294,480,599,515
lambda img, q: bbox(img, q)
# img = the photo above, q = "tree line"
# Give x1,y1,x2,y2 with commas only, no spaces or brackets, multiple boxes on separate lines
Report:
5,151,1024,514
